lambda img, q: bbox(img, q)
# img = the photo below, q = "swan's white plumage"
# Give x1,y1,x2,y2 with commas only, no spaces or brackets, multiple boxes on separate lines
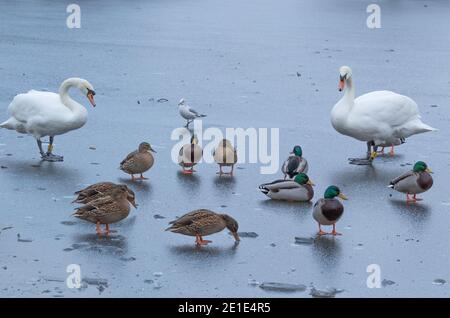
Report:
1,78,92,139
331,67,436,146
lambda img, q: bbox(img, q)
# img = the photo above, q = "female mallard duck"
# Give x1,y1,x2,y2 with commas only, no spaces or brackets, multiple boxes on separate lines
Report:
119,142,156,181
178,134,203,174
73,182,137,207
281,145,309,179
259,173,314,202
166,209,240,245
389,161,433,203
313,186,347,236
213,139,238,176
377,138,405,156
73,187,135,235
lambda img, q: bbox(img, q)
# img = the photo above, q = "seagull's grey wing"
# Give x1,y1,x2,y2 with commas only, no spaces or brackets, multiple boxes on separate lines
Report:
188,106,206,117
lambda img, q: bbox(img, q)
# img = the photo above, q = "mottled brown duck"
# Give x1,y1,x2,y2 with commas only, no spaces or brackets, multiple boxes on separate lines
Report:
166,209,240,245
120,142,156,181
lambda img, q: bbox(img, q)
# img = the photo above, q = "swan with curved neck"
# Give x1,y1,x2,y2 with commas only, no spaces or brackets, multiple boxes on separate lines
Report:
331,66,436,165
0,78,96,162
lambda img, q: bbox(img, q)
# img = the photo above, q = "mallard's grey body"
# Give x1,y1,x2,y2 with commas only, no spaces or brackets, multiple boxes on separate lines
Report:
259,179,314,201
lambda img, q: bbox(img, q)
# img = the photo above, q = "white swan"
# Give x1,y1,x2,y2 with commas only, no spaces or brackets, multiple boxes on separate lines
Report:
0,78,96,162
331,66,436,165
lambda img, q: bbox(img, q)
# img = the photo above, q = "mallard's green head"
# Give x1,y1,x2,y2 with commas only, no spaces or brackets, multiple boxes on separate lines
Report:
413,161,432,173
294,173,315,186
324,185,347,200
292,145,302,157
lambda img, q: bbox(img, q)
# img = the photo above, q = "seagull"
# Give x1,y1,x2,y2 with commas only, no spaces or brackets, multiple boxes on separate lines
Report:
178,99,206,128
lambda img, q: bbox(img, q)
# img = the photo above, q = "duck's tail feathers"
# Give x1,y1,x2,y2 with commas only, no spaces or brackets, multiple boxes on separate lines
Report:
388,184,394,189
258,184,269,194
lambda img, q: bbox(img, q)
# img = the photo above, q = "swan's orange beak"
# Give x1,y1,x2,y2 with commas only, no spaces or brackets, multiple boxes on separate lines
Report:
87,91,96,107
338,79,345,91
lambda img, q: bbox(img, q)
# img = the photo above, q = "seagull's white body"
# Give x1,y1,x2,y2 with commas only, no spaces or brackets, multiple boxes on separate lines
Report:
178,99,206,125
331,66,436,147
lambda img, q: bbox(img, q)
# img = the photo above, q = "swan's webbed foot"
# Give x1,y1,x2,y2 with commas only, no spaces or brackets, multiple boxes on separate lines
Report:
348,141,377,165
348,157,373,165
42,153,64,162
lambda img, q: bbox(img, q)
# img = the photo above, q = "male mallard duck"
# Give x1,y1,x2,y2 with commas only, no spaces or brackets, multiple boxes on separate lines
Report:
281,145,309,179
259,173,314,202
73,182,137,207
388,161,433,203
119,142,156,181
178,98,206,128
166,209,240,245
73,187,136,235
178,134,203,174
213,139,237,176
313,185,347,236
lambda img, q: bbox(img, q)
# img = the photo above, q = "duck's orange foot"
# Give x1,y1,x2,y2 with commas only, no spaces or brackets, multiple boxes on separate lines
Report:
317,230,328,236
96,222,103,235
182,170,193,174
139,174,149,180
330,230,342,236
196,240,212,246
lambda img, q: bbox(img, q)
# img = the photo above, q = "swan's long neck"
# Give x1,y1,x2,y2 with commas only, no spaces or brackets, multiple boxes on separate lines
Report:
331,77,356,130
59,79,84,114
58,79,88,129
343,77,355,105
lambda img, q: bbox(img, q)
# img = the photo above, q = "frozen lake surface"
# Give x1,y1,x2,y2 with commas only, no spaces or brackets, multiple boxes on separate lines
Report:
0,0,449,297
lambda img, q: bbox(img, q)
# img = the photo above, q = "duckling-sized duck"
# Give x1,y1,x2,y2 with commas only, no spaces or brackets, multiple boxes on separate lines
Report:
213,139,237,176
281,145,309,179
120,142,156,181
178,134,203,174
388,161,433,203
377,138,405,156
73,187,136,235
259,173,314,202
313,185,347,236
73,182,136,206
166,209,240,245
